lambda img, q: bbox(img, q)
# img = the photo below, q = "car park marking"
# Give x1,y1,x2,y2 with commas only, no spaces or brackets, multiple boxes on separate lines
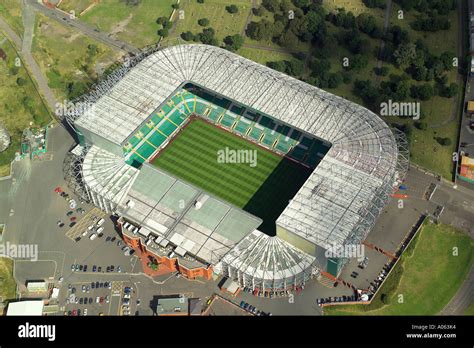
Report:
65,207,105,241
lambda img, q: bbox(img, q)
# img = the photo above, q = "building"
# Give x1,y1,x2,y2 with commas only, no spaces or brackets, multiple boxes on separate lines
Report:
26,281,48,293
7,300,44,316
156,296,188,316
64,44,408,294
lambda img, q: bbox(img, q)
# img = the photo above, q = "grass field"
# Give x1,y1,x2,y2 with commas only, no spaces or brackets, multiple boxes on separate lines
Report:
164,0,252,44
464,302,474,316
80,0,176,48
0,0,24,38
152,119,312,235
32,13,120,100
0,257,16,305
324,222,474,315
0,34,51,177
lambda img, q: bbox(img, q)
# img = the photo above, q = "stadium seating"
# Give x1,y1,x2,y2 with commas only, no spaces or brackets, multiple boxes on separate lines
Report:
123,85,329,168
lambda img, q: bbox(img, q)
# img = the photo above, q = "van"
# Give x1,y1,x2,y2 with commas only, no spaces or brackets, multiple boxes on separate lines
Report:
96,218,105,226
89,233,98,241
96,226,104,234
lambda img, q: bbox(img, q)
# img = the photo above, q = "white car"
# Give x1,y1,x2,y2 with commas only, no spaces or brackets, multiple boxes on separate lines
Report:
96,226,104,234
123,293,131,299
87,225,95,231
89,233,98,240
83,308,88,316
82,230,88,237
96,296,100,303
96,218,105,227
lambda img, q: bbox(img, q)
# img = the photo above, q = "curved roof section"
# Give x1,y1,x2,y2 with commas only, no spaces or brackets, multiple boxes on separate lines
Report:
76,44,399,250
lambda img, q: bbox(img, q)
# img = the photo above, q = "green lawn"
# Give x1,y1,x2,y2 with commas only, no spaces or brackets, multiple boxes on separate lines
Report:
151,119,312,235
0,34,51,177
80,0,176,48
237,47,295,66
0,0,24,39
0,257,16,305
324,222,474,315
164,0,252,44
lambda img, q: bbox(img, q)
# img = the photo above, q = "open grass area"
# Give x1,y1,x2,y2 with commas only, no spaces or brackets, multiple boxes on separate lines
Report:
80,0,176,48
32,13,121,100
58,0,95,15
164,0,252,44
0,34,51,177
237,47,295,66
0,257,16,304
0,0,24,38
152,119,312,235
324,222,474,315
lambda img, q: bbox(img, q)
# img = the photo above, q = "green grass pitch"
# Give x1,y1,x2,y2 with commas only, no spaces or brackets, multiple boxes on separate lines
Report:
151,119,313,235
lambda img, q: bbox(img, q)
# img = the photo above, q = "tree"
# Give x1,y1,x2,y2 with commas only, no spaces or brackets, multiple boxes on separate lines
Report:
394,42,417,67
436,137,452,146
181,31,195,41
226,5,239,14
267,60,287,73
157,28,169,37
197,0,205,3
292,0,309,8
198,18,209,26
415,121,428,130
156,16,168,25
285,59,304,76
440,82,458,98
252,6,264,16
362,0,386,9
198,27,218,45
172,3,179,9
410,83,434,101
246,20,273,41
16,77,27,86
262,0,279,12
224,34,244,51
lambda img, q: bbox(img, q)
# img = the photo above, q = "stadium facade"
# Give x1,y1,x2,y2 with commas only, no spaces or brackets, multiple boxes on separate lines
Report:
64,44,408,294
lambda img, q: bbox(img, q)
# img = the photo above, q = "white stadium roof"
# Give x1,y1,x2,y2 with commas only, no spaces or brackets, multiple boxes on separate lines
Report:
74,44,404,287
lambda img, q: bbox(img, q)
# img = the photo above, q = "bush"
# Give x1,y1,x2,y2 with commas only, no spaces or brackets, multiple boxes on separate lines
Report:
415,121,428,130
172,3,180,9
16,77,27,86
226,4,239,14
157,28,169,37
198,18,209,27
197,0,204,3
181,31,195,41
223,34,244,51
252,6,264,16
436,137,452,146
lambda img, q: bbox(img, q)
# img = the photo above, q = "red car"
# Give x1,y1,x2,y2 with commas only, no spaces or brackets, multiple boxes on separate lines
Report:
70,216,77,222
54,187,63,194
71,309,77,316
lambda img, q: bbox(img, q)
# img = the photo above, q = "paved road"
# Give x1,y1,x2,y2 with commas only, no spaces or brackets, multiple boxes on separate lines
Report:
26,0,139,54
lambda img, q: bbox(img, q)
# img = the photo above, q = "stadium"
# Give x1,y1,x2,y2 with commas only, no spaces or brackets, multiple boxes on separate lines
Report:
63,44,408,294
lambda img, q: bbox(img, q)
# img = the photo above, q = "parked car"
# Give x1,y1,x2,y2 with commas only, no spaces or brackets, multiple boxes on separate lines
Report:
91,282,95,289
83,308,88,316
96,297,100,303
89,233,98,241
96,218,105,226
83,265,87,272
98,266,102,272
96,226,104,234
92,265,97,272
82,285,86,292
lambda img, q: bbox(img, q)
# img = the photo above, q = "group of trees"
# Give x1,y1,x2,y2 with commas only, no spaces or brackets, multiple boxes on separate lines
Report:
411,15,451,32
267,59,305,77
156,16,173,37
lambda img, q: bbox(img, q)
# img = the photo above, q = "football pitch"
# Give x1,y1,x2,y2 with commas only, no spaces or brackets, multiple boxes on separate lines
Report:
151,119,313,235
